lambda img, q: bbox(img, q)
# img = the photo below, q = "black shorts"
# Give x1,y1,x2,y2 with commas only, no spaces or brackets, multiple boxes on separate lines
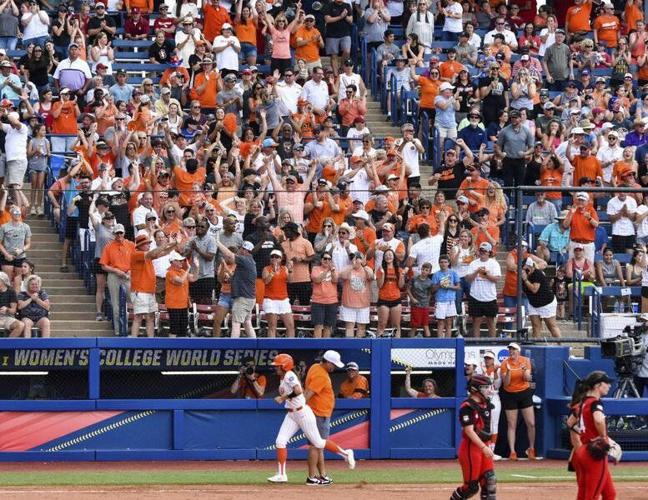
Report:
611,234,636,254
0,256,25,268
378,298,402,308
65,217,79,240
501,387,534,410
288,282,312,305
469,297,498,318
311,302,338,329
93,257,106,275
642,286,648,299
190,277,216,302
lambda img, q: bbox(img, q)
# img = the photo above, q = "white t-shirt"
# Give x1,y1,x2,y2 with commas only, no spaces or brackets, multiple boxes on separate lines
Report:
337,72,363,101
346,126,370,153
153,253,172,279
374,237,404,269
539,29,556,57
636,205,648,239
301,79,329,110
2,123,27,162
468,257,501,302
212,35,241,71
175,28,202,68
22,11,49,40
596,144,623,183
395,138,421,178
345,166,371,204
607,196,637,236
278,370,306,410
409,235,443,274
443,3,463,33
275,81,303,114
326,240,358,272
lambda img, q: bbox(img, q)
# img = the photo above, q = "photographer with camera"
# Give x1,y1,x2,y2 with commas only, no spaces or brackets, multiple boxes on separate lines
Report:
634,328,648,397
230,356,267,399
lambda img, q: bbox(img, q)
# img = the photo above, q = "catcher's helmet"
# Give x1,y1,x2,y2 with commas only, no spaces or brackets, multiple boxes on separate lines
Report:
272,353,294,371
468,374,493,393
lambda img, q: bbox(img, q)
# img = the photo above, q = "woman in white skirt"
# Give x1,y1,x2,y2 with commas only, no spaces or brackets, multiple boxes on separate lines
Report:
478,351,502,460
268,353,355,484
521,258,561,338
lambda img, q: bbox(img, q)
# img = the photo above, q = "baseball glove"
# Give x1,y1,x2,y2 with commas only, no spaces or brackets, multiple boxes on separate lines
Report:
608,439,623,464
586,436,611,461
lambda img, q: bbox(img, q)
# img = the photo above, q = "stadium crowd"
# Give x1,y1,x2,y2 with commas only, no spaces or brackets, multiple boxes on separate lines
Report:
0,0,644,338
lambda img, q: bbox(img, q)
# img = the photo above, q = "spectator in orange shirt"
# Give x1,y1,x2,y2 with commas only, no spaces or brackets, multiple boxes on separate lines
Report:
191,58,220,109
304,350,354,480
262,249,295,337
125,0,153,14
593,3,621,49
439,48,466,82
174,159,206,210
338,362,369,398
165,251,196,337
281,222,315,305
234,1,258,66
338,85,367,135
456,165,490,213
295,14,324,71
376,248,407,337
130,231,178,337
563,191,600,262
230,356,267,399
567,141,604,187
99,224,135,337
203,0,232,43
565,0,593,36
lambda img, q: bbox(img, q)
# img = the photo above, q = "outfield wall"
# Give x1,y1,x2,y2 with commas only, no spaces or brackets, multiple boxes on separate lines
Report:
0,339,645,461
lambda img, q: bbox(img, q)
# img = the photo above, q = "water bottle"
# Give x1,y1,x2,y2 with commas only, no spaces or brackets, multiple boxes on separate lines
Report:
619,301,625,313
613,300,620,313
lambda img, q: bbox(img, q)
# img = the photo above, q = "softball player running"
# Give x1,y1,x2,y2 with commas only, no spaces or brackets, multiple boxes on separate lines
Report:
451,374,497,500
268,353,356,484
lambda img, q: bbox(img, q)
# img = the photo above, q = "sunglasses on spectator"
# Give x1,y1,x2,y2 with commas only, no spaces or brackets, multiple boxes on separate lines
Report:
339,230,349,235
469,115,480,119
271,255,282,258
185,225,196,229
322,256,332,260
166,209,176,213
323,224,332,227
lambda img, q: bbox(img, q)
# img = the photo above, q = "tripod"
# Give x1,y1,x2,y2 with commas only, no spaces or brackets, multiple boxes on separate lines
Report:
613,374,641,399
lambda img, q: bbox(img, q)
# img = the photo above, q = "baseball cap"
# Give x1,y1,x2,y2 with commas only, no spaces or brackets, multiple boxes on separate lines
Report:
588,372,614,385
221,23,233,30
346,362,359,371
479,242,493,252
596,76,606,83
139,95,151,104
456,195,469,204
543,102,554,110
135,232,152,247
262,138,277,148
0,60,11,68
556,210,568,220
440,82,455,91
112,223,125,234
322,350,344,368
270,249,282,258
0,99,13,108
520,54,529,61
507,342,521,351
241,241,254,252
160,86,171,94
483,351,496,359
352,210,369,221
305,14,315,20
576,191,589,201
525,257,536,267
168,251,184,261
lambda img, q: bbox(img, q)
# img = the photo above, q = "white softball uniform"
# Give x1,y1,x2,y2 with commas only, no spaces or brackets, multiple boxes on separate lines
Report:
275,370,327,449
477,365,502,436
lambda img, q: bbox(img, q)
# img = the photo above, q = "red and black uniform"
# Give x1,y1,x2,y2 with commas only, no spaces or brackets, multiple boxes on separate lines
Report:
452,397,495,499
572,396,616,500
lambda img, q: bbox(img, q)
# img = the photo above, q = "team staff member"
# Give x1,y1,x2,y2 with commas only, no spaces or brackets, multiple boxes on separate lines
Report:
305,350,356,485
477,351,502,458
268,353,355,485
164,251,196,337
129,231,178,337
451,374,497,500
405,366,440,398
566,370,618,500
500,342,537,460
230,356,267,399
338,362,369,399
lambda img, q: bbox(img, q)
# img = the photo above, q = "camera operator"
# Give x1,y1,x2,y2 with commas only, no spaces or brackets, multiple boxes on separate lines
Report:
230,357,267,399
635,329,648,397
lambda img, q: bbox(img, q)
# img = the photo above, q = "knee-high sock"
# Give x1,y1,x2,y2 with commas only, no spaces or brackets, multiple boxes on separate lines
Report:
324,440,346,456
277,447,287,475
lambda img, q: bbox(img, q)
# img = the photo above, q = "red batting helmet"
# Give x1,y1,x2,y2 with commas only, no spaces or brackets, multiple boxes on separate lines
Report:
468,374,492,393
272,353,294,371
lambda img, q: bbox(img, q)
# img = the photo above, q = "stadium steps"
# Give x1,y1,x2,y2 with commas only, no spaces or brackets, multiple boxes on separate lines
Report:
28,217,113,337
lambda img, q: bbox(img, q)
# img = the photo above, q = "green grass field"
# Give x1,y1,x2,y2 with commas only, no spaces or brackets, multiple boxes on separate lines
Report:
0,467,646,487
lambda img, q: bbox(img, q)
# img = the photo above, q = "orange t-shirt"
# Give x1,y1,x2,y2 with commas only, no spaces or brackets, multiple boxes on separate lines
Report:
569,206,598,242
572,155,603,184
625,3,644,32
51,101,78,134
165,266,190,309
160,66,189,87
304,194,331,234
125,0,152,13
540,168,563,200
458,177,490,213
281,237,314,283
217,260,236,294
612,160,635,184
235,19,257,45
339,375,369,399
439,60,465,80
352,227,377,257
500,355,532,393
502,249,527,296
471,225,499,249
263,265,289,300
90,150,117,178
310,266,338,304
407,213,438,234
593,15,620,48
376,266,401,301
99,239,136,273
294,26,322,63
305,363,335,417
203,4,232,43
418,77,440,109
128,106,152,133
191,70,219,109
342,266,371,307
566,1,592,33
130,249,156,294
174,166,207,207
96,104,117,135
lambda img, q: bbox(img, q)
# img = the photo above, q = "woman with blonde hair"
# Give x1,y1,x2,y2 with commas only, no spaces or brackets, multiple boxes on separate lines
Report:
314,217,337,256
451,229,476,318
510,68,537,117
89,32,115,75
274,209,295,242
159,201,185,238
17,275,50,338
483,181,507,231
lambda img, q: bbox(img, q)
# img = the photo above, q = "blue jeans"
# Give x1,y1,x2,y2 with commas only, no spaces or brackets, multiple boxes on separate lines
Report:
0,37,17,50
23,36,49,48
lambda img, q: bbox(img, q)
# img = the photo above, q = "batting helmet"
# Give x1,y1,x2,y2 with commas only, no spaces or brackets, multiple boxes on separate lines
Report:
468,374,492,393
272,353,294,371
